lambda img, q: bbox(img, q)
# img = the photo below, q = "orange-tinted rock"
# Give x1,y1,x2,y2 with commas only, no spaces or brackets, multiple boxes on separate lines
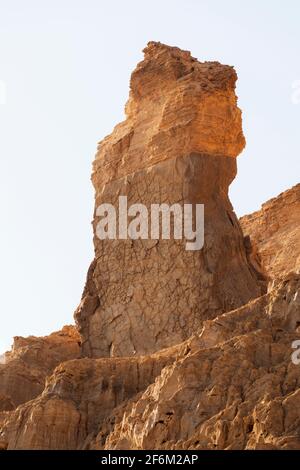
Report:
0,352,175,449
93,42,245,190
0,42,299,451
1,275,299,450
75,42,263,358
92,274,300,450
0,326,80,411
240,184,300,279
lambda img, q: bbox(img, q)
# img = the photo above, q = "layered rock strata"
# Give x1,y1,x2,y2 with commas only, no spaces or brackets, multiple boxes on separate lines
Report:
1,274,299,450
75,42,264,358
240,184,300,279
0,42,299,451
0,326,80,412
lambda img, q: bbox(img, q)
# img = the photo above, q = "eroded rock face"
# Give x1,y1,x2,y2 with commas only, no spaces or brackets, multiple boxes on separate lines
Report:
0,326,80,411
96,274,300,450
0,42,299,451
75,42,264,358
240,184,300,280
92,41,245,188
1,275,299,450
0,352,176,449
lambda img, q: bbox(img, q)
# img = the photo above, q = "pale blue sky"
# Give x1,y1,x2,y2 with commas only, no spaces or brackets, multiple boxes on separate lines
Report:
0,0,299,352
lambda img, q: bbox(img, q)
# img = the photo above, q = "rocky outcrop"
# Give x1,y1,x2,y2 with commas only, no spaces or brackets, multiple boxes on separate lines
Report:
0,351,176,449
0,42,299,451
75,41,264,358
0,326,80,412
240,184,300,279
1,274,299,450
97,274,300,450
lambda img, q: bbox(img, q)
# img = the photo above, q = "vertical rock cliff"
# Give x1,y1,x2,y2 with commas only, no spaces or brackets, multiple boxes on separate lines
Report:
0,42,299,451
240,184,300,279
75,42,264,358
0,326,80,412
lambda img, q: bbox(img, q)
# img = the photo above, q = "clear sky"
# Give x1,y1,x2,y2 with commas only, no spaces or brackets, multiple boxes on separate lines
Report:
0,0,299,353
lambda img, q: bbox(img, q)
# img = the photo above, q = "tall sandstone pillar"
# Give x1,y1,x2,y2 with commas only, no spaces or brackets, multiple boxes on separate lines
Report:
75,42,265,357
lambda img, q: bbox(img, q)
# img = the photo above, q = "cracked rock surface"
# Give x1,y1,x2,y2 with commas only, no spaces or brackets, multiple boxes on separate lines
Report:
0,42,299,450
76,41,264,358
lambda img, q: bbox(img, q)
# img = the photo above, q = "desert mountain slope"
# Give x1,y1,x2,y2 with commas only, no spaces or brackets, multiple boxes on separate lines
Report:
0,43,299,450
240,184,300,279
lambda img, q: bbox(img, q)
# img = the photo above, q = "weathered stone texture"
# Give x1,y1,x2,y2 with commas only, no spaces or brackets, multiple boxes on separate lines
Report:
0,42,299,451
